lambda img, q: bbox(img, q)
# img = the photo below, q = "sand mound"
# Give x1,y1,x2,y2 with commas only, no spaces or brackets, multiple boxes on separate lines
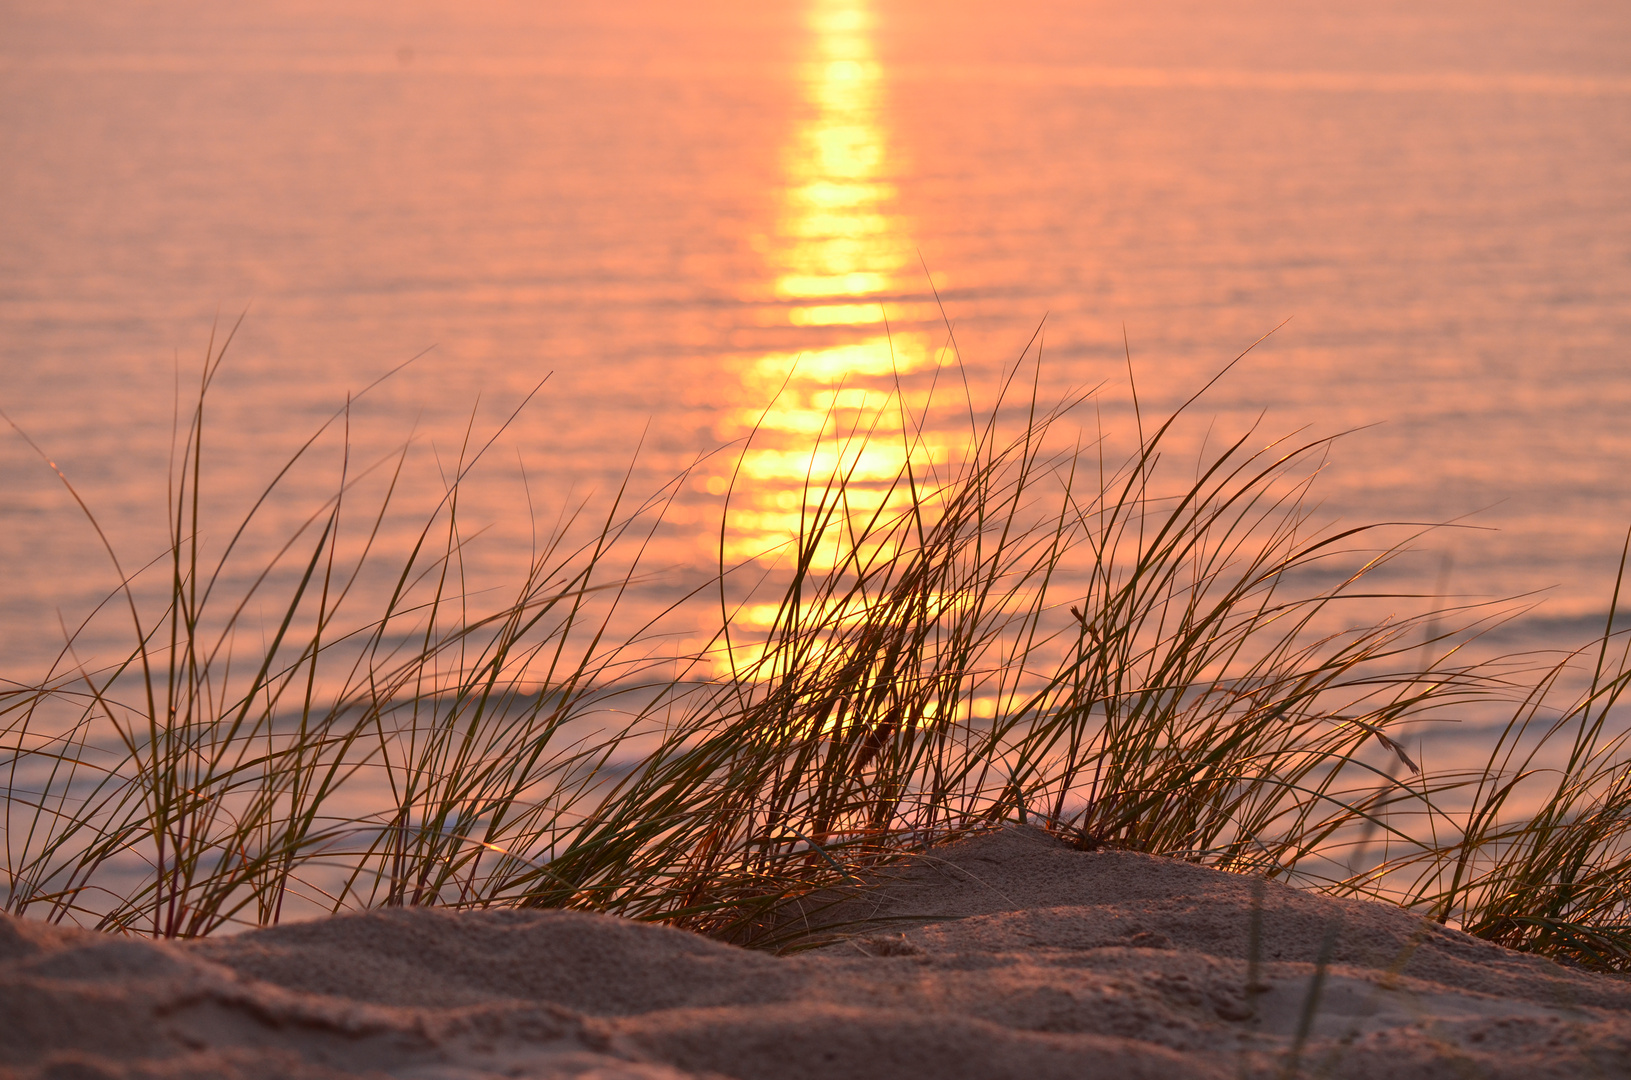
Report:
5,826,1631,1078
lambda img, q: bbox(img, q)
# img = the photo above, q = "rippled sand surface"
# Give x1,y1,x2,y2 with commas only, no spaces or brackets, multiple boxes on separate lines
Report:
8,827,1631,1079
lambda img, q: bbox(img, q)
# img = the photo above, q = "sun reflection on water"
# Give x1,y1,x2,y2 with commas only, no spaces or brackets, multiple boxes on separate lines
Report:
774,1,905,304
718,0,949,580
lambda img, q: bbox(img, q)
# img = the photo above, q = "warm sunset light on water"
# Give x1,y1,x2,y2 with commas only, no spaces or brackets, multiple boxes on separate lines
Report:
718,0,943,571
774,0,905,304
2,0,1630,684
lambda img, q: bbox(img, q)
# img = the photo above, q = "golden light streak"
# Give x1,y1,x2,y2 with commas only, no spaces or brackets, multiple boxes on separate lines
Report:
714,0,933,578
788,303,888,326
771,0,909,305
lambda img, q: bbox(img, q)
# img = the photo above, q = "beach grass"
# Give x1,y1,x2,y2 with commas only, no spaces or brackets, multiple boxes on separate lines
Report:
7,325,1631,970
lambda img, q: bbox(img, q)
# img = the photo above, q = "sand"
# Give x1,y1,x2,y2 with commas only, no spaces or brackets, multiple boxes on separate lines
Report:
5,825,1631,1078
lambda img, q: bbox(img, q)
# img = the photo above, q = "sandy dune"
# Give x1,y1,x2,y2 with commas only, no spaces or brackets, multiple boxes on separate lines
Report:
5,826,1630,1078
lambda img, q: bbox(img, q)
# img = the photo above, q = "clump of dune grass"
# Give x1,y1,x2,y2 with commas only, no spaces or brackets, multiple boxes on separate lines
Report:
1352,540,1631,970
6,322,1631,971
660,350,1493,949
0,321,701,935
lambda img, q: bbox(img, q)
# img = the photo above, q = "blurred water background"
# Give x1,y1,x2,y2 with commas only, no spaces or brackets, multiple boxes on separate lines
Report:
3,0,1630,767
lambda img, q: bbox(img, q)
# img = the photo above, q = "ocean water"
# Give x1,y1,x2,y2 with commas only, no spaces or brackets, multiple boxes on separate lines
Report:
3,0,1630,742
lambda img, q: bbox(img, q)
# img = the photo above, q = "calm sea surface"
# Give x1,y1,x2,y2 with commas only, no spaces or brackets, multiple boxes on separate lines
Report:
3,1,1631,748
